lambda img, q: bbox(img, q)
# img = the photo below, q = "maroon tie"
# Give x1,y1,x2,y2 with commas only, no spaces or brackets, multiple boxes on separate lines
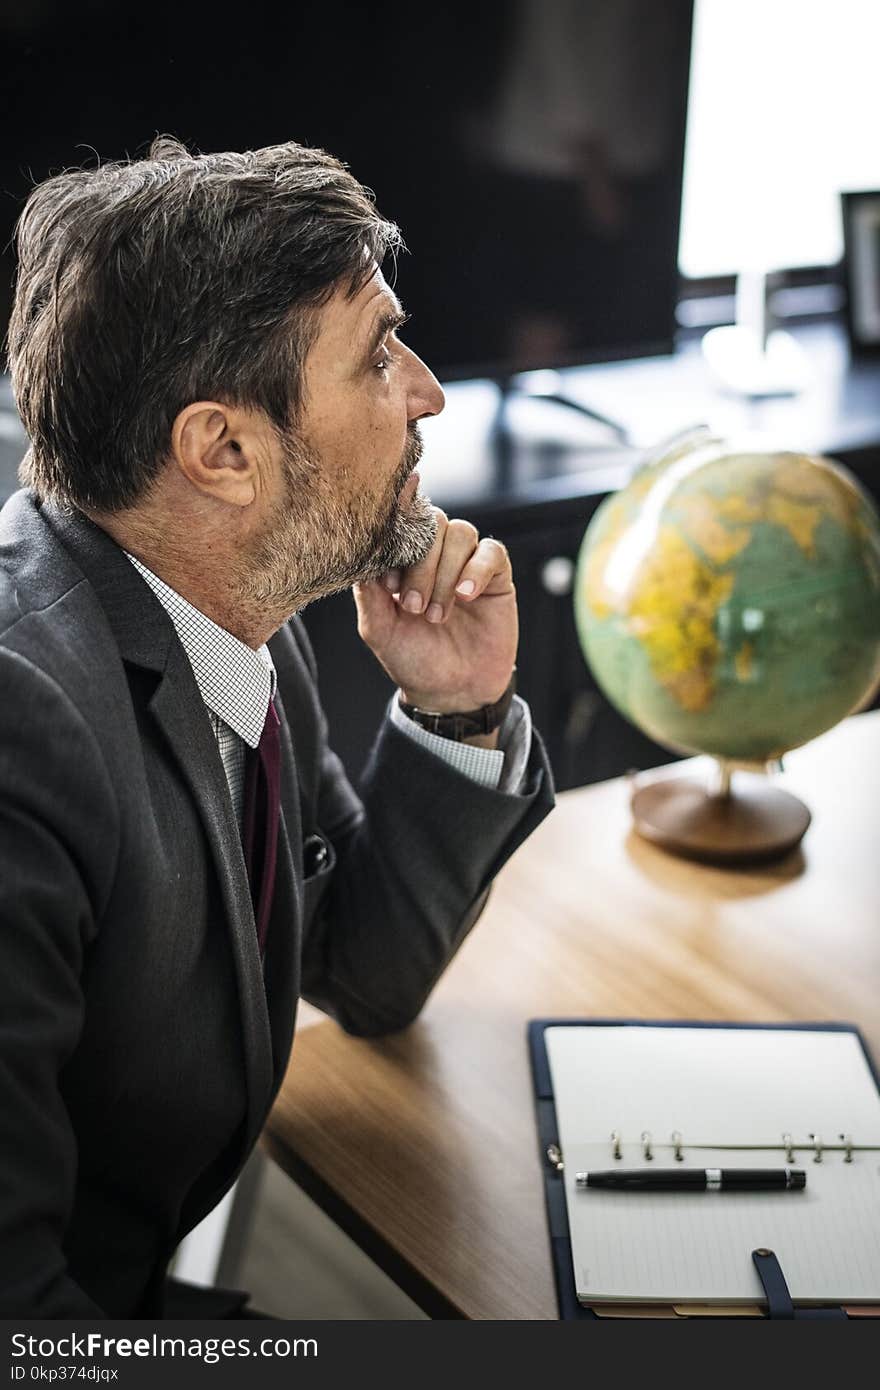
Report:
242,698,281,956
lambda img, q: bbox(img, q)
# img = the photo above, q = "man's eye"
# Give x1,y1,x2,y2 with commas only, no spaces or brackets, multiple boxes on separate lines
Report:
374,347,393,372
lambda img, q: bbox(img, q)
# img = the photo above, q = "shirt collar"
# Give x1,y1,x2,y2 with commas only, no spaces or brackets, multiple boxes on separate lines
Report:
125,554,276,749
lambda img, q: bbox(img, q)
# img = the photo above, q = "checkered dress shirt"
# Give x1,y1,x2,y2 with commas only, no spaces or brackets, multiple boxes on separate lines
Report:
126,556,275,825
126,556,531,814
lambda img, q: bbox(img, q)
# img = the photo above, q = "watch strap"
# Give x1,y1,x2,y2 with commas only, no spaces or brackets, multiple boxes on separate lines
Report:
397,670,517,742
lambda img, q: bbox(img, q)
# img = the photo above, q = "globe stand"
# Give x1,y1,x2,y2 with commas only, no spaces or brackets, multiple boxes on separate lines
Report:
630,761,811,866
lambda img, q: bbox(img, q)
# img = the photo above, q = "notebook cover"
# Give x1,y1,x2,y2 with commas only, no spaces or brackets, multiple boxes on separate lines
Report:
527,1018,879,1321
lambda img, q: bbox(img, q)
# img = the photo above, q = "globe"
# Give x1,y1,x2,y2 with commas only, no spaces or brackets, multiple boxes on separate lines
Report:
573,428,880,862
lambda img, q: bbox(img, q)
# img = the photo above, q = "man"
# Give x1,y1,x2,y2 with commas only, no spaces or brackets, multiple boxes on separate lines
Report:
0,136,554,1318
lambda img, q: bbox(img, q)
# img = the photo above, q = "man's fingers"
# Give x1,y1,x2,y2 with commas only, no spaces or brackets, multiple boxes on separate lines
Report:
397,509,450,615
422,519,482,621
401,516,483,623
452,538,513,604
395,515,512,623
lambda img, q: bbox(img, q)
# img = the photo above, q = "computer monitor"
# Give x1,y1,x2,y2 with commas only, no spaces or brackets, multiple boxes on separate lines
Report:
2,0,694,382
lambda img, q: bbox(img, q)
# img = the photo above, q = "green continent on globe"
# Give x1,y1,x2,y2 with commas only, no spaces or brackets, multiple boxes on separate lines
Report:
575,436,880,763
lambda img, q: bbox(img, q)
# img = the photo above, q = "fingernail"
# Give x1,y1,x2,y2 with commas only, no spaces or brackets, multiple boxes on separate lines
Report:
456,579,475,596
403,590,423,614
384,569,402,592
426,602,443,623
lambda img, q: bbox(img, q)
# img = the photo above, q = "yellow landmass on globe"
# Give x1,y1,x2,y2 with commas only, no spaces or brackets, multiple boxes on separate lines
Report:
765,494,821,556
717,493,759,525
673,457,851,560
734,641,754,682
676,494,752,564
773,453,868,545
626,527,734,713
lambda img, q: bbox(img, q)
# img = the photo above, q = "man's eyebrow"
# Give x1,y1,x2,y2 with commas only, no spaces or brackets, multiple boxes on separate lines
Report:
363,305,410,362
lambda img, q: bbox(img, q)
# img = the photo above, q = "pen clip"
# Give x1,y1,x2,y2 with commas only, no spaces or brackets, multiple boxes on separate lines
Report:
546,1143,564,1173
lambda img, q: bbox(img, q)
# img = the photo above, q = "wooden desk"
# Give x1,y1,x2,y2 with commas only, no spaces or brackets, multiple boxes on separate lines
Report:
264,712,880,1319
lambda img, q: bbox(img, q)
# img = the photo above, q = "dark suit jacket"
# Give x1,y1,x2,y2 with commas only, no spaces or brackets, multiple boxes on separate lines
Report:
0,489,554,1317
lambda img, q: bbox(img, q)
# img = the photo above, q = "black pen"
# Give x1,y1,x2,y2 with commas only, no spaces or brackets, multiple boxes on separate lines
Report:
575,1167,807,1192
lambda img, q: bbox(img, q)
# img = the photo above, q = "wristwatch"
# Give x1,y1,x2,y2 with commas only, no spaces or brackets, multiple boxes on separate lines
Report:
397,670,517,742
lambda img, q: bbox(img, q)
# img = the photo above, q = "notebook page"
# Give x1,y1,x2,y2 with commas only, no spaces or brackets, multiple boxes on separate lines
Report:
545,1026,880,1148
544,1026,880,1304
566,1143,880,1303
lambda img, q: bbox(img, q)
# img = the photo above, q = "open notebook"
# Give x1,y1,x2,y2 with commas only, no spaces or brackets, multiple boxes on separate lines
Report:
544,1024,880,1307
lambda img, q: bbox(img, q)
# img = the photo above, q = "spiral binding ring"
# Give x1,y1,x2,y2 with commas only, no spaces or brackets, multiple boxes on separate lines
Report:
782,1133,794,1162
809,1132,823,1163
671,1130,684,1161
839,1133,854,1163
611,1130,622,1160
641,1130,653,1161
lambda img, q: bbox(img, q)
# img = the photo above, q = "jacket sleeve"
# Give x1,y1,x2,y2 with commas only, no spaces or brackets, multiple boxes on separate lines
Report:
0,649,114,1316
286,619,556,1036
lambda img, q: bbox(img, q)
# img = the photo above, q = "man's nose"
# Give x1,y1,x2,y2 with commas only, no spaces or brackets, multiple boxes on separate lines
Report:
408,353,445,421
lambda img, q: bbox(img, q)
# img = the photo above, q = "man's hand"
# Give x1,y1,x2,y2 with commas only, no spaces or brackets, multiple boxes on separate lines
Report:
353,509,517,714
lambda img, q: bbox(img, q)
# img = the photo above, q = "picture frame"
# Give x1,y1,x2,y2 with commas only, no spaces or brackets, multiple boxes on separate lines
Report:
841,190,880,354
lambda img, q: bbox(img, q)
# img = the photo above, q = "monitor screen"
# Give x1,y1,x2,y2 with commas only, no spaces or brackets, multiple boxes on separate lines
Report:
1,0,693,381
679,0,880,279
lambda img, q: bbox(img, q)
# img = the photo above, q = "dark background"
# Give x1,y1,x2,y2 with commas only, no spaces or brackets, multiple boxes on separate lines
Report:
1,0,693,378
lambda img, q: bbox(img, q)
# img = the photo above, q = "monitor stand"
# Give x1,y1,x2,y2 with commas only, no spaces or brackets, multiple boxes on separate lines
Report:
488,375,633,491
701,270,811,398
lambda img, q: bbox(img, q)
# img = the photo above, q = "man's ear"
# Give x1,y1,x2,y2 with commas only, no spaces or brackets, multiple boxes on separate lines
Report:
171,402,261,507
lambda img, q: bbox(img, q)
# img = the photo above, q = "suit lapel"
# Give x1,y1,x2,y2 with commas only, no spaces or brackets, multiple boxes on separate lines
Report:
41,499,278,1154
147,648,274,1147
262,689,304,1091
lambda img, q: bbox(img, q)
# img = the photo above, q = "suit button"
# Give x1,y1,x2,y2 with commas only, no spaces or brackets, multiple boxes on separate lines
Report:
303,833,329,876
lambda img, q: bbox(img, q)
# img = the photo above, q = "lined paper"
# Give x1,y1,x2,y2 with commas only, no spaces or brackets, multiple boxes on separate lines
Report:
545,1026,880,1304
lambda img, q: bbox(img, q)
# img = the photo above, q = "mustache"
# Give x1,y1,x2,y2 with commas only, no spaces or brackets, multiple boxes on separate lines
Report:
392,426,424,497
403,425,423,475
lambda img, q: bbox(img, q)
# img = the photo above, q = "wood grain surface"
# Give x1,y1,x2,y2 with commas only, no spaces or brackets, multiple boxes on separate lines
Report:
265,711,880,1320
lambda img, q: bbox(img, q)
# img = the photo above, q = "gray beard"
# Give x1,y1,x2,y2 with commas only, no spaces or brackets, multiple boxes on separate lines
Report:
351,488,437,582
241,426,437,612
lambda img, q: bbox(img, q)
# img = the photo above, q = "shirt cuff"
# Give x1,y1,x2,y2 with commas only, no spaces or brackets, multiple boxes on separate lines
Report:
389,694,533,794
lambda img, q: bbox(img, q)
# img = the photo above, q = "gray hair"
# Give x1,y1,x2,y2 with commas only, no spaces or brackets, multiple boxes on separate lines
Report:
7,134,402,511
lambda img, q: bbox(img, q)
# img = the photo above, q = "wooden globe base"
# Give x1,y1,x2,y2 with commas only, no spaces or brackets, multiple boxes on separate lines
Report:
630,773,812,866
